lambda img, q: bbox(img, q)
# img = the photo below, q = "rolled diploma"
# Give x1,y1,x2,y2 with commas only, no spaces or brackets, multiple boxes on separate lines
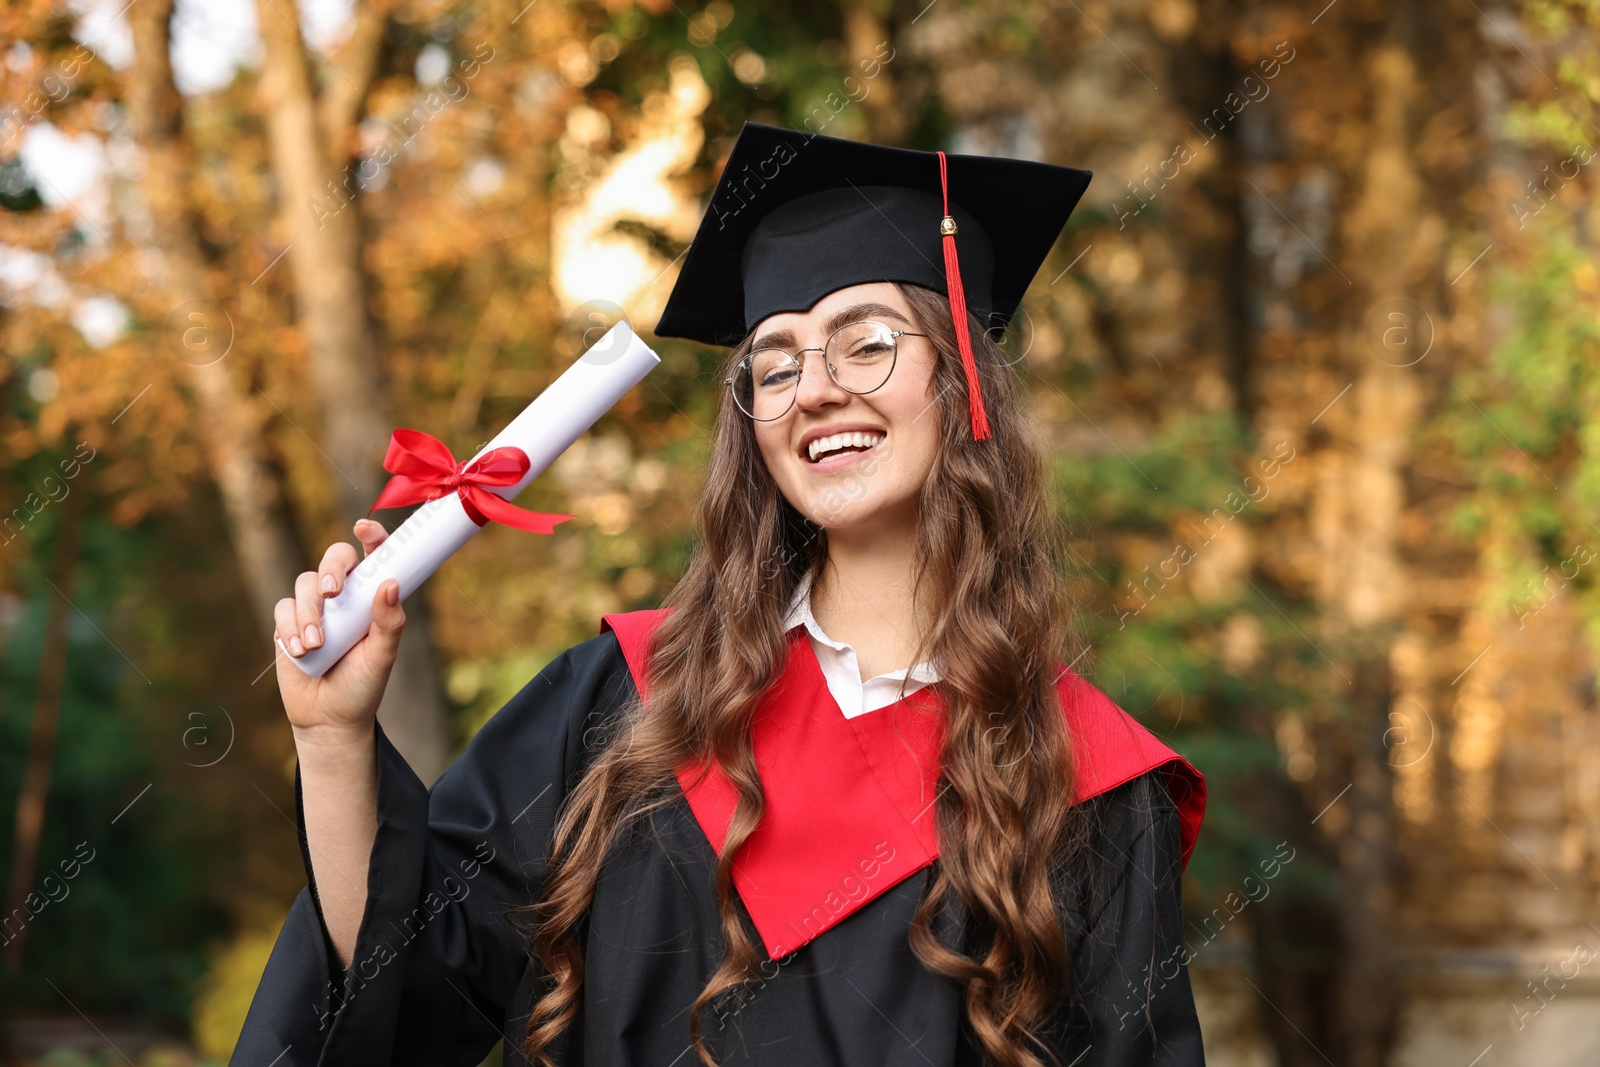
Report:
282,320,661,678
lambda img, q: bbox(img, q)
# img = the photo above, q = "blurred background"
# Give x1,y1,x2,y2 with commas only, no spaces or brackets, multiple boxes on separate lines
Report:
1,0,1597,1063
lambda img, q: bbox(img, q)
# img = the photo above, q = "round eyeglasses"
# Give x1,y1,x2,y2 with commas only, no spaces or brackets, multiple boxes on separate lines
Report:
724,320,928,422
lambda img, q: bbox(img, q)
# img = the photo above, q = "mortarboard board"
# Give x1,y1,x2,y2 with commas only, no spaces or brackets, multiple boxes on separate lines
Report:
654,121,1093,441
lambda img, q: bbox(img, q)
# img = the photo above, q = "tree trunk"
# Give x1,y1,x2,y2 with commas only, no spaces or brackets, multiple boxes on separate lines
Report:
254,0,449,783
1224,725,1339,1067
1337,652,1401,1066
1310,33,1428,1067
3,471,86,971
840,0,905,145
126,0,304,638
252,0,393,519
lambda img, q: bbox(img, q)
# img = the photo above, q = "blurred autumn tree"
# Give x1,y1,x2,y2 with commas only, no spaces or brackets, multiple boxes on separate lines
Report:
961,0,1599,1062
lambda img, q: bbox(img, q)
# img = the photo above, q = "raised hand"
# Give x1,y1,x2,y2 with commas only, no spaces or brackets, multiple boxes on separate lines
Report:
273,518,406,745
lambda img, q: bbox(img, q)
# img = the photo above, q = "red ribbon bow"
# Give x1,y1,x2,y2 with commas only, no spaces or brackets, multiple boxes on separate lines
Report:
367,428,574,535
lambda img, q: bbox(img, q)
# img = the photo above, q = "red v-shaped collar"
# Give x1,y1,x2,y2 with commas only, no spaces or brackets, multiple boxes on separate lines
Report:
600,608,1205,960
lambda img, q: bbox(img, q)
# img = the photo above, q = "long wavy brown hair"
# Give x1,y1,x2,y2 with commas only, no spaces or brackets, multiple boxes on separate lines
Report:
519,281,1088,1067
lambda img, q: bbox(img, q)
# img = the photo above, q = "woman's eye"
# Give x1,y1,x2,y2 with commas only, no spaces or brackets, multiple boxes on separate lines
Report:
846,342,891,359
760,367,798,388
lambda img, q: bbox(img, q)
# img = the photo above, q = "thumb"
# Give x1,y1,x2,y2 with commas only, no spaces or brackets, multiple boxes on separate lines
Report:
365,579,407,667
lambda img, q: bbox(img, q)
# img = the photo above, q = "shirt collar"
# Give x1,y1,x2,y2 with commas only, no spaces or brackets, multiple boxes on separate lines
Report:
783,571,844,649
782,571,941,683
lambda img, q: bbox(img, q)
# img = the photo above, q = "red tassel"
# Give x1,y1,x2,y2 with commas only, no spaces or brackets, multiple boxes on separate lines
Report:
937,150,991,441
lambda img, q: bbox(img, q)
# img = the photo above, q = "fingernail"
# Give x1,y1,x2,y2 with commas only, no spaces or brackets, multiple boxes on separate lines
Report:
289,635,305,656
305,624,322,648
320,574,336,594
385,581,399,607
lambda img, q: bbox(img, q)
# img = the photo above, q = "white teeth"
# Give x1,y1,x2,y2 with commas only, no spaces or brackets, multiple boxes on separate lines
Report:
807,431,884,462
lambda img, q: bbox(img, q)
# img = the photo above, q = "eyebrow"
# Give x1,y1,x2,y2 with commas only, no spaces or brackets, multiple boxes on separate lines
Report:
748,302,914,352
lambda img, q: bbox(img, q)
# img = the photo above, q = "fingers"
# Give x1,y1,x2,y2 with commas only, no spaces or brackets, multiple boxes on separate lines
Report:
354,518,389,559
317,541,360,597
273,596,303,657
273,523,389,661
363,579,407,670
292,570,325,654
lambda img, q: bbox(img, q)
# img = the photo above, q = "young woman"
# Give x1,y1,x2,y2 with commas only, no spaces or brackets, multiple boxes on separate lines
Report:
237,123,1206,1067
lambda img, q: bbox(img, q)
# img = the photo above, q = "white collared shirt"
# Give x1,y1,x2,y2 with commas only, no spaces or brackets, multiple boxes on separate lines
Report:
782,574,941,719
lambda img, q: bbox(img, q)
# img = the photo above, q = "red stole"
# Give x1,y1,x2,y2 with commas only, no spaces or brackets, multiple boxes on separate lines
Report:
600,609,1206,961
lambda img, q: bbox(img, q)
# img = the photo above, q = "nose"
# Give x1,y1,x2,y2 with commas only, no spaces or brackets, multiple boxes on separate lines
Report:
792,348,849,412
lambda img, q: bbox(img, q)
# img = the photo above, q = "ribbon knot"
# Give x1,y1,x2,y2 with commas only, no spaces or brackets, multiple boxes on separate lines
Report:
367,428,574,535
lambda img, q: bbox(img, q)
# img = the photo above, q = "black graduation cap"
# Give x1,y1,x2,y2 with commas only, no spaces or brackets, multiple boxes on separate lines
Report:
654,121,1093,440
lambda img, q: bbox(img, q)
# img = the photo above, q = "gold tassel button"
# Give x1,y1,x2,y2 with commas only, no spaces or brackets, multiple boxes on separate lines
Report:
939,215,958,236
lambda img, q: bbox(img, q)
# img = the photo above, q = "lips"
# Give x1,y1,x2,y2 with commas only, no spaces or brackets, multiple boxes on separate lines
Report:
797,423,888,465
806,430,885,463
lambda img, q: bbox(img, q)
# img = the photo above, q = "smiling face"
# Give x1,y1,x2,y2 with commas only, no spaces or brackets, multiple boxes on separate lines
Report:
746,282,943,535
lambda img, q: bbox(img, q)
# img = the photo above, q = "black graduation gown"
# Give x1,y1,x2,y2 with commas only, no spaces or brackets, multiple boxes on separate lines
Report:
233,625,1207,1067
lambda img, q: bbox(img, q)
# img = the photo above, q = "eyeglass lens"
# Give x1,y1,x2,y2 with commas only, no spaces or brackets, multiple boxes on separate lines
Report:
731,321,899,421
